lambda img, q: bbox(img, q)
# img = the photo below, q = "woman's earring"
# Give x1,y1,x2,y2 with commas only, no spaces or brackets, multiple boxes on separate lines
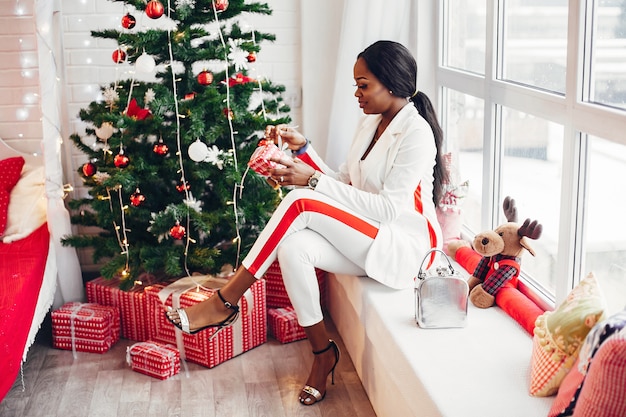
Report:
389,90,393,95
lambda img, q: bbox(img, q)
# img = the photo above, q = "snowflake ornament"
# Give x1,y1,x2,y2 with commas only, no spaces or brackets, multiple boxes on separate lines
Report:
227,38,249,71
184,194,203,212
205,145,225,169
144,88,156,104
103,86,119,107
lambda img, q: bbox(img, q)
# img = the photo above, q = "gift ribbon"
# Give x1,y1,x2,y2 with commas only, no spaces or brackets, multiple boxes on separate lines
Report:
229,288,253,357
158,276,213,377
157,275,254,369
67,302,97,360
126,342,178,378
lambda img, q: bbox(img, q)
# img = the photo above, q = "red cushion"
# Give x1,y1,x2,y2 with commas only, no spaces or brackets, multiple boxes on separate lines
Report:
0,157,25,235
573,336,626,417
495,283,544,335
548,358,585,417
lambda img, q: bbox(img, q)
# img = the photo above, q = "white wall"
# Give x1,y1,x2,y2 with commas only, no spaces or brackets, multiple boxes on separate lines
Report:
0,0,43,154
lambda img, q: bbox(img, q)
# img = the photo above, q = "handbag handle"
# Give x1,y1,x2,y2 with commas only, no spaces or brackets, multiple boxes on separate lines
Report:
417,248,457,280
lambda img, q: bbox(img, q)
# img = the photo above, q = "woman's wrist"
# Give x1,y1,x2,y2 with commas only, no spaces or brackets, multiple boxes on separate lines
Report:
293,139,309,156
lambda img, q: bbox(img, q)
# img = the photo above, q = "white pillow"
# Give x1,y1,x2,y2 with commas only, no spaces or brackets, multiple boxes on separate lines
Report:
2,166,46,243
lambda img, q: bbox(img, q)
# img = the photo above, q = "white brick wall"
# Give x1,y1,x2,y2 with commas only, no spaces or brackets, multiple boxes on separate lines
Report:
0,0,43,154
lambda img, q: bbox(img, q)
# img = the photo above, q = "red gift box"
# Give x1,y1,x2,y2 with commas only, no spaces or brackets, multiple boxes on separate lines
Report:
268,306,307,343
126,340,180,380
86,275,154,342
263,261,327,309
145,276,267,368
52,302,120,355
247,140,285,177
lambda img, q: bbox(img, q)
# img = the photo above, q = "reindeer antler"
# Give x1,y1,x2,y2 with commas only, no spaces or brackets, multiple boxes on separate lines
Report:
518,219,543,240
503,196,518,223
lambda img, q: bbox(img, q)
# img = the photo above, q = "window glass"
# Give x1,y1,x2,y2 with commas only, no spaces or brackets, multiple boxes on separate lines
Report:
443,88,484,234
443,0,486,74
584,135,626,314
500,107,563,292
501,0,568,93
588,0,626,110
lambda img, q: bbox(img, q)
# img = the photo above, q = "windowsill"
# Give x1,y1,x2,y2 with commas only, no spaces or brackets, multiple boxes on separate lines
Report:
326,269,554,417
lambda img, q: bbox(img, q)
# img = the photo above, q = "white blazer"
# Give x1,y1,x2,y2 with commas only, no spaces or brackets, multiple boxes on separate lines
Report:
301,103,443,289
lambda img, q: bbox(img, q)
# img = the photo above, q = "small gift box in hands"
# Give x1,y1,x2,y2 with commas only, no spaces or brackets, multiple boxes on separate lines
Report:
247,125,286,177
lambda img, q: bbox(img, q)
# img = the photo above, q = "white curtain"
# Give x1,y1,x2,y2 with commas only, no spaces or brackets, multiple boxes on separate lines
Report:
35,0,84,309
323,0,418,169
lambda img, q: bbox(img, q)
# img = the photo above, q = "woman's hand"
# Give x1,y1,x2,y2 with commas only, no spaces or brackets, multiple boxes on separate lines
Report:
277,125,307,151
269,155,316,187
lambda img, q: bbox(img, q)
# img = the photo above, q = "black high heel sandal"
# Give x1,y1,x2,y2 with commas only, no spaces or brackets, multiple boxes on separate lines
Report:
300,339,340,406
165,289,240,336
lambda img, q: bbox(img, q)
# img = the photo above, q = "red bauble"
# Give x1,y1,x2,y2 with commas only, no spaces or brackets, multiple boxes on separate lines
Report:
214,0,229,11
169,223,186,240
130,189,146,207
176,181,190,192
153,141,169,156
114,152,130,168
246,52,257,63
82,162,97,177
112,48,126,64
121,13,136,29
145,0,164,19
197,70,214,86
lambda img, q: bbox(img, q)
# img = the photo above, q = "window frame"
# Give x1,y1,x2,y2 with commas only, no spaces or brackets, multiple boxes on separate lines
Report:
435,0,626,308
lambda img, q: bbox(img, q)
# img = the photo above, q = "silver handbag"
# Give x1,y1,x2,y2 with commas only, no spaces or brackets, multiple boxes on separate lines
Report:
414,248,469,328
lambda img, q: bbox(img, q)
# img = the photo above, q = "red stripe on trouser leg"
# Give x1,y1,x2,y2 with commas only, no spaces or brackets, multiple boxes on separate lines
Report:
245,197,378,276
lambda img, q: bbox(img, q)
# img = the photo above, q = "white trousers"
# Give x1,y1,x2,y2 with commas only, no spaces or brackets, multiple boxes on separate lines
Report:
241,189,380,326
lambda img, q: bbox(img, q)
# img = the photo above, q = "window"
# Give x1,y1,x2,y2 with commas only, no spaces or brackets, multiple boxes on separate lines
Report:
584,135,626,314
500,108,563,292
443,89,484,234
439,0,626,313
443,0,486,75
588,1,626,110
501,0,568,93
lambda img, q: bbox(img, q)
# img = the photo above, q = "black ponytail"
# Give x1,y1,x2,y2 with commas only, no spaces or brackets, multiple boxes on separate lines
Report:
410,91,448,206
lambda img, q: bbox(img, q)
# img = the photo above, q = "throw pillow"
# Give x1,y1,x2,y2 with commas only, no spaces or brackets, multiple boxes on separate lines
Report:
0,157,25,235
529,272,606,397
549,308,626,416
3,166,46,243
573,328,626,417
547,357,585,417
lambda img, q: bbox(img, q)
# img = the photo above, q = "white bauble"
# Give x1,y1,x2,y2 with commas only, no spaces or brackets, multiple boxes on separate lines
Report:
95,122,114,140
188,140,209,162
136,52,156,73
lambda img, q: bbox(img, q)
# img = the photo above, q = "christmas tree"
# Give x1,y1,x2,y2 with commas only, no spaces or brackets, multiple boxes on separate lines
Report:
62,0,290,289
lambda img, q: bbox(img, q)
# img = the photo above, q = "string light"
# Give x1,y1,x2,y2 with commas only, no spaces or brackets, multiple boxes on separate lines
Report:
92,0,280,279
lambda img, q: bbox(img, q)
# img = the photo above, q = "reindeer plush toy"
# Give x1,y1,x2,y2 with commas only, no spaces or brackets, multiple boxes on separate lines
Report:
447,196,543,308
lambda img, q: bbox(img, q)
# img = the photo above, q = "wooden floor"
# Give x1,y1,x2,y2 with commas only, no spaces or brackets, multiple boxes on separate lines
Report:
0,316,377,417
